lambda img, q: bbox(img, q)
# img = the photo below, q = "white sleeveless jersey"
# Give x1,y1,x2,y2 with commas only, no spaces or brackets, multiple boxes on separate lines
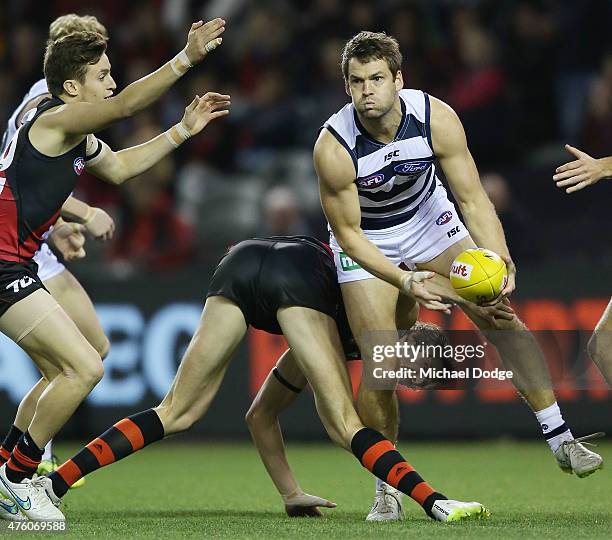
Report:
1,79,49,154
323,89,438,231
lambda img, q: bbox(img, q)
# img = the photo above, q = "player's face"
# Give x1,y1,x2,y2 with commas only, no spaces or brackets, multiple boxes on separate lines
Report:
79,53,116,102
346,58,402,119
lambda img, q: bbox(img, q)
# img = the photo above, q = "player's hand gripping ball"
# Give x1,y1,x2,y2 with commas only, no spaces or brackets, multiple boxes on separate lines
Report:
450,248,507,304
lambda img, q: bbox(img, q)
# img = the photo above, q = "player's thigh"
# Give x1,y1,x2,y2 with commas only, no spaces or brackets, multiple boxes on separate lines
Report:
396,292,418,330
277,306,362,442
0,289,101,377
340,278,399,340
416,235,477,275
158,296,248,422
44,269,108,357
248,349,306,419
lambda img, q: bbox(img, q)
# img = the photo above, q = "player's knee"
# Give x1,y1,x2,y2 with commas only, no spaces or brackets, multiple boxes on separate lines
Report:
73,353,104,389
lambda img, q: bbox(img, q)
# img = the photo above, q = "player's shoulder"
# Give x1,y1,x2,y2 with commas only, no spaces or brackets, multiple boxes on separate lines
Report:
27,79,50,99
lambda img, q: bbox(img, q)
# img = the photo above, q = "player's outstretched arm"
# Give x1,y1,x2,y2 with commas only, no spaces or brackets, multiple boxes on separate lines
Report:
47,18,225,136
429,96,515,297
86,92,230,185
553,144,612,193
246,350,337,517
61,196,115,241
315,130,449,311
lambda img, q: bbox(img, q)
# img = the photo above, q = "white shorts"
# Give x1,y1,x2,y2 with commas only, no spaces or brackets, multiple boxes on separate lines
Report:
330,184,469,283
33,243,65,283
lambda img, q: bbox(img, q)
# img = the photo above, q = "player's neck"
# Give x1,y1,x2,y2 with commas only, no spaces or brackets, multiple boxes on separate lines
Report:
356,97,402,145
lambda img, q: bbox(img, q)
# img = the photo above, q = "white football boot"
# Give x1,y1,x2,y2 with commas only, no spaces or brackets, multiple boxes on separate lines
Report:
0,492,26,521
554,432,604,478
365,483,404,521
0,464,64,521
431,499,490,522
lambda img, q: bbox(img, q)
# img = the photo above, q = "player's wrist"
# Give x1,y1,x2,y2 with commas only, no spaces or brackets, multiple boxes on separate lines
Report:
165,122,191,148
83,206,98,225
400,271,414,294
281,487,304,504
598,157,612,179
170,48,193,77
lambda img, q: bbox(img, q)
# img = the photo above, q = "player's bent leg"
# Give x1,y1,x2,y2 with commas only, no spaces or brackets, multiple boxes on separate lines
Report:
275,306,487,522
47,296,248,499
247,350,336,517
587,298,612,387
44,269,109,359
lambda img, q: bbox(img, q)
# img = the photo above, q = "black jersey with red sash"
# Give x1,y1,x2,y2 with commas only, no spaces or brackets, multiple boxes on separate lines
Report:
0,96,87,263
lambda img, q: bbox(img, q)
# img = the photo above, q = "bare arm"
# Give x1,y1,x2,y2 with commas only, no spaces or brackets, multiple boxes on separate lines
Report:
430,96,515,296
246,350,336,517
39,18,225,135
86,92,229,185
553,144,612,193
61,197,115,241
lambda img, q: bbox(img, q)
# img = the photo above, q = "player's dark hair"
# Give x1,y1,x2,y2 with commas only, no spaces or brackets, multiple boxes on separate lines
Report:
341,31,402,81
44,31,107,97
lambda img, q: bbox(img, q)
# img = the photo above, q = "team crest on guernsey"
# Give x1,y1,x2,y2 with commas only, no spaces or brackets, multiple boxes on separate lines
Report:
73,156,85,175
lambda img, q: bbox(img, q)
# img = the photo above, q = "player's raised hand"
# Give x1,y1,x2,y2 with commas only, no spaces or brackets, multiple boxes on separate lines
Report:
181,93,231,136
402,271,452,314
49,221,87,261
553,144,612,193
284,491,337,517
184,18,225,64
83,207,115,242
472,297,515,328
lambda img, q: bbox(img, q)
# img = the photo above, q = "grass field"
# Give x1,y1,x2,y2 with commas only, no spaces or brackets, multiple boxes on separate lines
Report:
16,440,611,539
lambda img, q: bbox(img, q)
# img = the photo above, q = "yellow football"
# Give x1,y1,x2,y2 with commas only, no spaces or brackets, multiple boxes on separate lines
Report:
449,248,508,304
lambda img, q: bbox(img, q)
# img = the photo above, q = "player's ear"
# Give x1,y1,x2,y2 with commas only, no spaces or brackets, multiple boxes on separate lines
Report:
395,70,403,91
344,81,350,97
63,79,79,98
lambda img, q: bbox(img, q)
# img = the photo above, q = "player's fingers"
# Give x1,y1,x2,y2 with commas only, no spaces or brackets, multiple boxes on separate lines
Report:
190,21,204,31
556,173,587,187
565,143,586,159
554,159,581,174
566,181,590,194
553,168,582,181
425,301,452,314
205,37,223,53
209,110,230,119
285,505,323,517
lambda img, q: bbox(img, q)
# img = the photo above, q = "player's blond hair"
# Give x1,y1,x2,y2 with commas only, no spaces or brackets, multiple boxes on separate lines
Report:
49,14,108,41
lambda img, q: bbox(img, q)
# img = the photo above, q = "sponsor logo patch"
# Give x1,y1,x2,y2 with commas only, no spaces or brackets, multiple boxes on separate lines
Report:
436,211,453,226
450,262,473,281
73,156,85,175
394,160,431,176
357,173,385,189
339,252,361,271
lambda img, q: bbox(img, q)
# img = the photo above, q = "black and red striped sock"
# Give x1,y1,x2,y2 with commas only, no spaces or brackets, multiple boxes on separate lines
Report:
351,428,446,518
5,431,43,483
0,425,23,466
49,409,164,498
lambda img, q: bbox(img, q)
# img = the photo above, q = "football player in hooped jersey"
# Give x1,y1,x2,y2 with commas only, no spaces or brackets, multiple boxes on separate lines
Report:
315,31,603,521
0,20,229,521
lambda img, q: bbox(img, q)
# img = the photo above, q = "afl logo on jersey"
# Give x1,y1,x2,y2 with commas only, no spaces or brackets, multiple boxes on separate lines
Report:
435,211,453,226
357,173,386,189
394,160,431,177
73,157,85,176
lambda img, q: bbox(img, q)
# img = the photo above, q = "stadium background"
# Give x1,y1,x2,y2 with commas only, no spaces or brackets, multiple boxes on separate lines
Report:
0,0,611,440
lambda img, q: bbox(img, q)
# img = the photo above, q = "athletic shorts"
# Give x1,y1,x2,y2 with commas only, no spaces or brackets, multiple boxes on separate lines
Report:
207,236,357,357
330,182,469,283
34,242,65,282
0,260,47,318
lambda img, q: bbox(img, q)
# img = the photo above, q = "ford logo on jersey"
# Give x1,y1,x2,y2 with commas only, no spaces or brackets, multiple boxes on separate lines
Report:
436,211,453,226
73,157,85,176
394,160,431,176
357,173,386,189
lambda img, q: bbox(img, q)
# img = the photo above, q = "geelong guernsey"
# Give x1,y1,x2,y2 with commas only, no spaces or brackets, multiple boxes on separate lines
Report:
323,89,438,231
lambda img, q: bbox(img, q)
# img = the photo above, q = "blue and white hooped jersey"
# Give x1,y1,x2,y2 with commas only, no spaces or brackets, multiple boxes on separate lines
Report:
323,89,438,231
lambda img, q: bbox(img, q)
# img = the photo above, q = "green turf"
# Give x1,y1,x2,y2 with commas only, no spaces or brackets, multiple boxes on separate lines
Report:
14,441,612,539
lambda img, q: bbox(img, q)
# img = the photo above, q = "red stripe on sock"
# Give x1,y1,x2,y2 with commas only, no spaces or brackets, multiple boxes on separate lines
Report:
6,460,27,473
361,440,395,470
0,447,10,462
114,419,145,451
410,482,436,505
386,461,415,486
86,438,115,466
12,447,40,468
56,460,83,488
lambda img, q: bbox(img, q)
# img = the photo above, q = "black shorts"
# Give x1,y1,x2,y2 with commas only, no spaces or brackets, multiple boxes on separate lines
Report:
0,260,46,318
207,236,357,358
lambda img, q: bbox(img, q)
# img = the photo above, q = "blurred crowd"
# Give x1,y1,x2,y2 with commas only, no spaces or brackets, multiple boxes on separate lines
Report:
1,0,611,276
